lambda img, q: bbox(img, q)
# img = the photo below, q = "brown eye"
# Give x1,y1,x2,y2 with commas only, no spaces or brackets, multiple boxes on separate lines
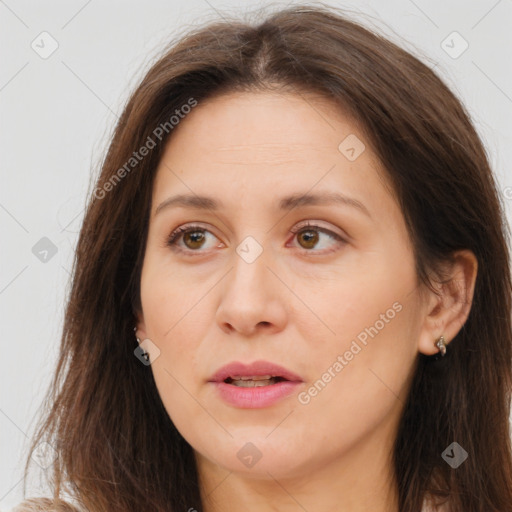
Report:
166,225,219,253
289,222,346,254
297,229,319,249
182,230,206,249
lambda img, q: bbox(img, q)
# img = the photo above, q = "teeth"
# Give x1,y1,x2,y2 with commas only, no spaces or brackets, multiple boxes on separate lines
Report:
230,378,277,387
230,375,274,381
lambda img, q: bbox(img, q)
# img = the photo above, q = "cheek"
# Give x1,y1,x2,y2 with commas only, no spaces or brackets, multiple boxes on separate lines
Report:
294,301,419,461
299,250,419,411
302,248,416,349
140,258,210,375
140,255,204,338
144,303,206,431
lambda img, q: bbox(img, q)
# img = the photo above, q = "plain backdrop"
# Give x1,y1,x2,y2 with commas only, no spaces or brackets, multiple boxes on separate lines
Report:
1,0,511,508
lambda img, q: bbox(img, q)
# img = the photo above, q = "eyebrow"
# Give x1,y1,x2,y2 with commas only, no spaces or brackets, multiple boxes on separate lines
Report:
154,191,371,218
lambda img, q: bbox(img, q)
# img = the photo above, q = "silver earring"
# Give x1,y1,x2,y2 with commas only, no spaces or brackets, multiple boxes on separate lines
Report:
435,335,447,356
134,326,149,362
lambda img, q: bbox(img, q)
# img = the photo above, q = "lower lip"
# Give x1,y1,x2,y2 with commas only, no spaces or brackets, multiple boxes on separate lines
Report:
211,380,302,408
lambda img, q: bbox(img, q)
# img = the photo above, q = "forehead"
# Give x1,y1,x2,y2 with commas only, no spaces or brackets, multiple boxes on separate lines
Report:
151,90,394,218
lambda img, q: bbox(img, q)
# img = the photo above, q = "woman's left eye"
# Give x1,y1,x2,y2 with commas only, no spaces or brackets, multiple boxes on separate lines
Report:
287,222,346,253
165,222,345,255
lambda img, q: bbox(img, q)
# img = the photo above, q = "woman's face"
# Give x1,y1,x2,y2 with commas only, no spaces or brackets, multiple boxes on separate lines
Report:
136,90,432,483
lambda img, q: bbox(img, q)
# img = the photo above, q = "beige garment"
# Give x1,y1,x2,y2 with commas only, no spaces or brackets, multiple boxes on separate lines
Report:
10,498,82,511
422,496,451,512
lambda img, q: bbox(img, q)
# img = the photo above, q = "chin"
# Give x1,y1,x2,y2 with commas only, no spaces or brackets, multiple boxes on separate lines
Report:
194,434,313,479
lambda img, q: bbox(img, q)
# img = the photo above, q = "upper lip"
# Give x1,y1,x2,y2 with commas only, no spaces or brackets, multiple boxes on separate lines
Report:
209,360,303,383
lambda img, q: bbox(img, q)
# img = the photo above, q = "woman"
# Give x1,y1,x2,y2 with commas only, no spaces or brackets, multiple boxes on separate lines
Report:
13,3,512,511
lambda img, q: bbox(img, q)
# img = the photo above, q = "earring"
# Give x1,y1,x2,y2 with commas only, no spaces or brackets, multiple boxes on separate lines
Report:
134,326,150,362
435,335,447,356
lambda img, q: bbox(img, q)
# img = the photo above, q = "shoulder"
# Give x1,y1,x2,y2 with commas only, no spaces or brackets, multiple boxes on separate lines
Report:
10,498,85,512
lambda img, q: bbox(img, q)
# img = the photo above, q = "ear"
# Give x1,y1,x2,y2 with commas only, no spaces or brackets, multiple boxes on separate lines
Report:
417,249,478,356
134,308,148,343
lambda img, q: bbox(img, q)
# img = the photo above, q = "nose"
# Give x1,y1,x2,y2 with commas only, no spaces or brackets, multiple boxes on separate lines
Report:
215,245,288,337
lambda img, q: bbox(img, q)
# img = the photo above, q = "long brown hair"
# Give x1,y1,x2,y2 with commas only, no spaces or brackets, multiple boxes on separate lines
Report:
17,3,512,511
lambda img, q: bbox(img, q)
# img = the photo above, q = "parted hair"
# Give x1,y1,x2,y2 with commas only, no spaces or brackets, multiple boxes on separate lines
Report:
14,3,512,512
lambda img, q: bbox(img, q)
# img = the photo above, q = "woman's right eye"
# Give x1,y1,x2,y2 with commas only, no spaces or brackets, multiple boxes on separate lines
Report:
166,225,220,254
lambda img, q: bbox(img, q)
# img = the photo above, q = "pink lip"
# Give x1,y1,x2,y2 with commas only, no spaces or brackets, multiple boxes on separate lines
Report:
208,360,303,409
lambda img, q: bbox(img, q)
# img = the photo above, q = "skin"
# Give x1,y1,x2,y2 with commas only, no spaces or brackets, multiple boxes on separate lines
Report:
136,90,478,512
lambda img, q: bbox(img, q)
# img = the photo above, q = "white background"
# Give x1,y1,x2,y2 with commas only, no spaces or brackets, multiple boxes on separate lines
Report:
1,0,511,508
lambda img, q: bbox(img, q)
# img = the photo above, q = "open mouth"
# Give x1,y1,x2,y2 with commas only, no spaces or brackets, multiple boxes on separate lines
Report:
212,365,302,408
223,376,288,387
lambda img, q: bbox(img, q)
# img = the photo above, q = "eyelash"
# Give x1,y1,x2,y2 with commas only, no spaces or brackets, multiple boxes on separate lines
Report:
165,222,346,256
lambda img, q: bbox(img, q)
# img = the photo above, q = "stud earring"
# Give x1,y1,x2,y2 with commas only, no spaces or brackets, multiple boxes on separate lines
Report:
435,335,447,356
